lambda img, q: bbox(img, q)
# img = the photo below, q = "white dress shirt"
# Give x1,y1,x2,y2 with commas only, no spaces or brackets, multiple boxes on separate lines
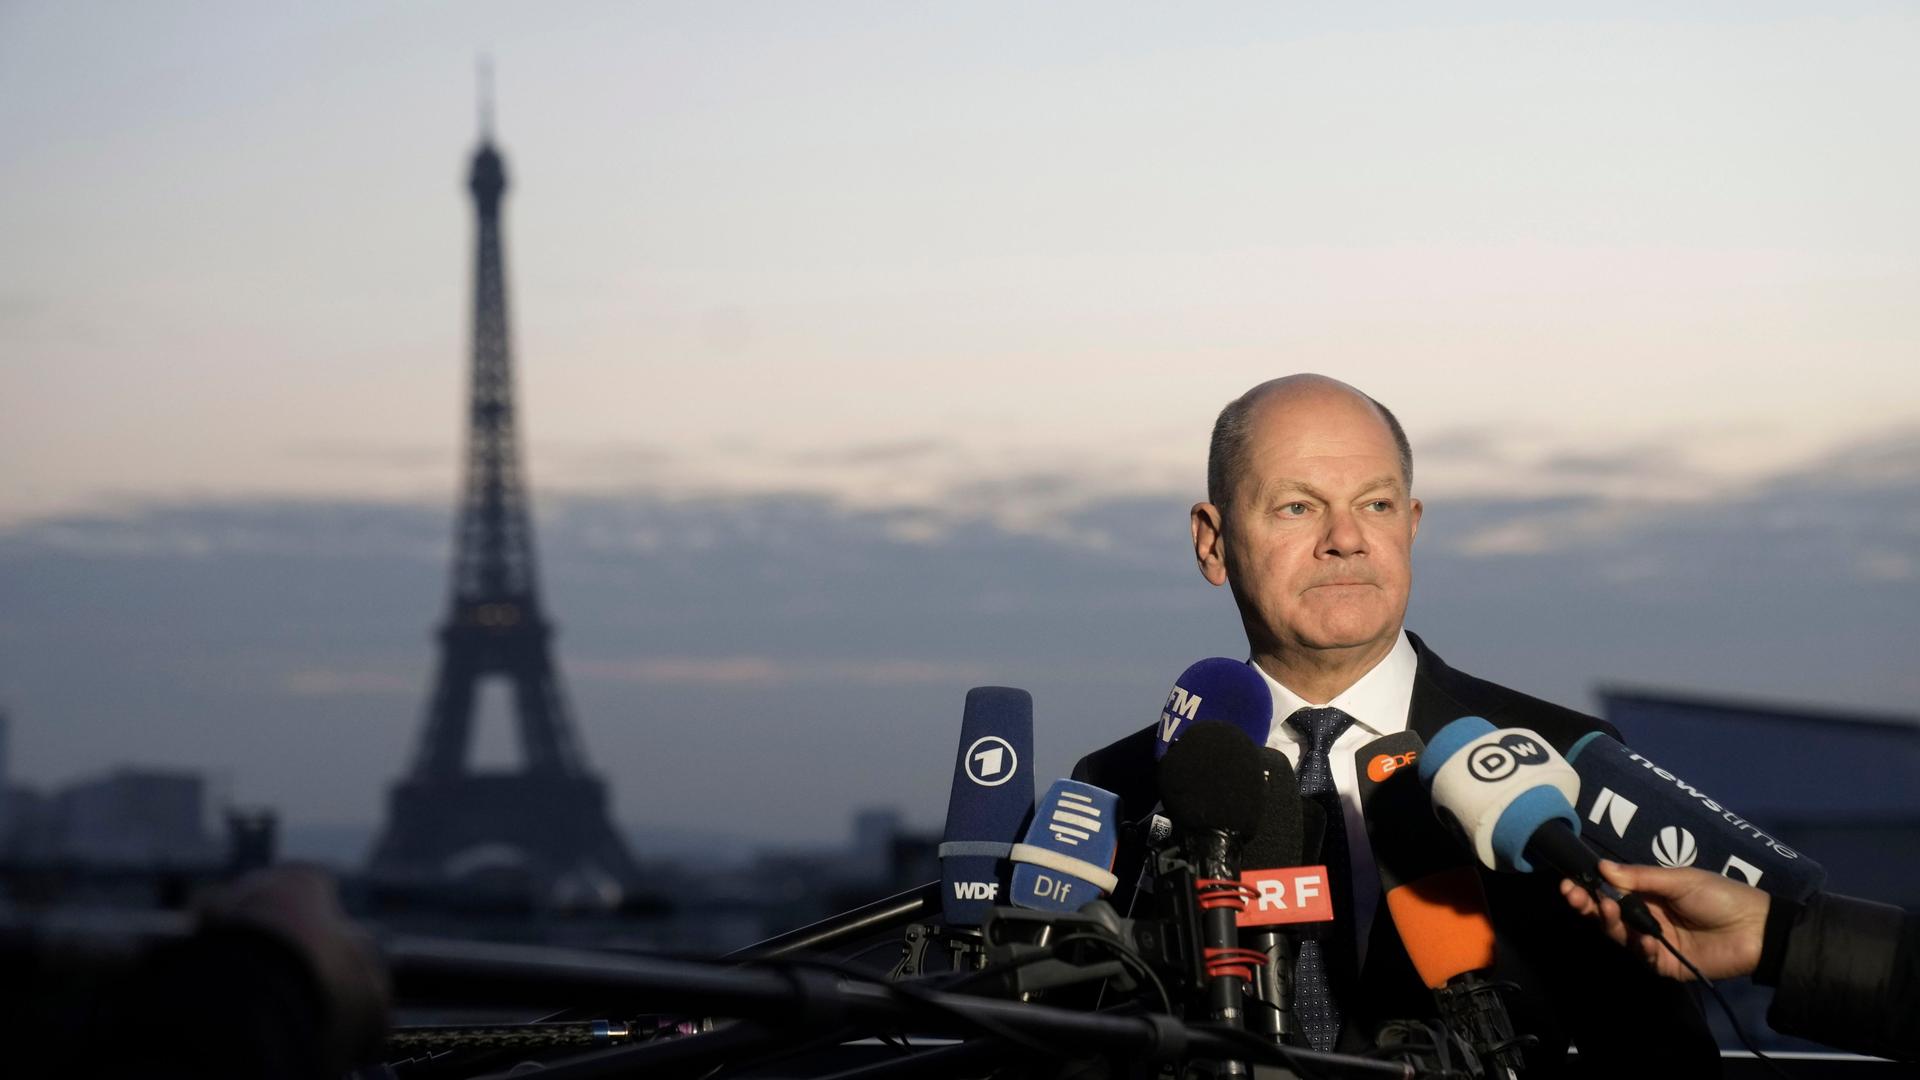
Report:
1252,630,1418,967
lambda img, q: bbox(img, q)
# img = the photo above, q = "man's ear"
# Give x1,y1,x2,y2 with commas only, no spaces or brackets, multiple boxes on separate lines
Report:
1409,497,1423,543
1190,502,1228,586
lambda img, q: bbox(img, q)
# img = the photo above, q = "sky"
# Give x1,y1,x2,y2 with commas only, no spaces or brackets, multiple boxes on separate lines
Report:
2,3,1917,851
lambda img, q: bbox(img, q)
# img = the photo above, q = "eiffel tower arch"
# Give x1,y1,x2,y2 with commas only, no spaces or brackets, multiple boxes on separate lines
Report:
369,85,636,899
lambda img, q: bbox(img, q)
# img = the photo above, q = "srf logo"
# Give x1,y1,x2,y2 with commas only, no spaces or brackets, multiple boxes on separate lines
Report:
1367,750,1418,784
964,736,1018,787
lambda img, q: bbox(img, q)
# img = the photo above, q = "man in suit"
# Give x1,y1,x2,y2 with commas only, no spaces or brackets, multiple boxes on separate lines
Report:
1072,374,1719,1072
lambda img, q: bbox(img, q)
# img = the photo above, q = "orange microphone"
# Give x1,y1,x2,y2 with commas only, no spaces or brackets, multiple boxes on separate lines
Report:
1356,731,1531,1077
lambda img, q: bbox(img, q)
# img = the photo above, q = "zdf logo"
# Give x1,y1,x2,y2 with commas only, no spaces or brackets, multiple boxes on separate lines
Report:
1367,750,1418,784
1467,733,1550,782
964,736,1018,787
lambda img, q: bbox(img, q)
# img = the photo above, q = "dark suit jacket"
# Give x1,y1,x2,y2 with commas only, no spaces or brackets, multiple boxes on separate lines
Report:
1070,632,1721,1076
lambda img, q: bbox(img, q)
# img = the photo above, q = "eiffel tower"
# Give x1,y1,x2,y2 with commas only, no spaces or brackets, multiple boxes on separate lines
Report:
369,77,636,897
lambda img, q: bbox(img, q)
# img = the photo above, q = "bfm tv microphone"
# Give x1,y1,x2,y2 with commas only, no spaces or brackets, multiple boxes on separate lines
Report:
1357,731,1527,1078
1159,721,1266,1068
1010,779,1122,913
1565,731,1825,901
1155,658,1273,759
1420,717,1661,937
939,687,1035,927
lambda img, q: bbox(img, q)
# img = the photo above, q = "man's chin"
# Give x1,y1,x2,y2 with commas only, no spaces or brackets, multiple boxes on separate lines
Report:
1293,621,1399,654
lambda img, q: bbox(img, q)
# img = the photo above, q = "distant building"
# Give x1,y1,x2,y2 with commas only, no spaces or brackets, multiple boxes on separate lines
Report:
15,768,220,866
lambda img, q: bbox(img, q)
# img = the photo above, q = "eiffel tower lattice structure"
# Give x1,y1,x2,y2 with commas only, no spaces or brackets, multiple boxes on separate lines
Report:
369,91,636,898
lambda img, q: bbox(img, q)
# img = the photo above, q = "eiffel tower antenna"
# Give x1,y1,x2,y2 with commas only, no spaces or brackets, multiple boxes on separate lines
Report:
369,87,637,898
477,54,494,140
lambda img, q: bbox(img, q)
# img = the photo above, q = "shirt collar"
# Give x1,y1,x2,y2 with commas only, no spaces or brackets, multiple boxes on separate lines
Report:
1252,630,1418,742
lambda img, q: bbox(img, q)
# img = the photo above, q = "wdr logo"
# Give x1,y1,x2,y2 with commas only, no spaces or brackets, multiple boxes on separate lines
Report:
1651,826,1698,868
951,881,998,901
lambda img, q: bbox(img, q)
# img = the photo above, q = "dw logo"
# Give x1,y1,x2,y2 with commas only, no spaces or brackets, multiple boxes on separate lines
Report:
1467,733,1549,782
1651,825,1699,868
964,735,1018,787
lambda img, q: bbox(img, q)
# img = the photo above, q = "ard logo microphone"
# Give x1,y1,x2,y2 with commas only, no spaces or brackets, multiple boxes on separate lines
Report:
939,687,1035,926
1009,779,1121,912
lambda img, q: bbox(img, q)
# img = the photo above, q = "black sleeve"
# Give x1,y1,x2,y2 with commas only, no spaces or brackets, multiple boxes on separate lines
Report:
1765,892,1919,1062
1482,871,1722,1077
94,925,340,1080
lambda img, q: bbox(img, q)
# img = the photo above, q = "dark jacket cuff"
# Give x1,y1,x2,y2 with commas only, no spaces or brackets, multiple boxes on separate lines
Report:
1753,893,1797,987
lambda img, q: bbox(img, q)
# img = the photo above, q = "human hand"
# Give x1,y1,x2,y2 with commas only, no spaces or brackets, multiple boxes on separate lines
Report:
199,864,391,1064
1560,859,1769,982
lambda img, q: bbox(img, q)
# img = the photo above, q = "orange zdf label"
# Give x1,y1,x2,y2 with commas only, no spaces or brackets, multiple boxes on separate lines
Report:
1236,865,1334,927
1367,749,1419,784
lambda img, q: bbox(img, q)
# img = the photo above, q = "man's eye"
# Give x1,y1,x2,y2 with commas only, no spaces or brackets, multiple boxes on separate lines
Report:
1366,500,1393,512
1281,502,1309,516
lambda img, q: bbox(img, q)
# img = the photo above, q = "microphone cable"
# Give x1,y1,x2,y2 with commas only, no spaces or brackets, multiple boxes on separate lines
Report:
1580,880,1798,1080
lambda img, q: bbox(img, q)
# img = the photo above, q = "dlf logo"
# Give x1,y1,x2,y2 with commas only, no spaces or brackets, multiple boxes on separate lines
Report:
1028,873,1076,905
952,880,998,901
1160,685,1203,741
964,736,1018,787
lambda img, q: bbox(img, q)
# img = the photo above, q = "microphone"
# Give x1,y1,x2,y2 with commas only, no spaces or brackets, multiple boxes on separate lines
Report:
1158,720,1265,1074
939,687,1035,927
1155,658,1273,758
1010,780,1122,913
1237,749,1327,1043
1419,717,1661,937
1357,731,1527,1077
1564,731,1825,900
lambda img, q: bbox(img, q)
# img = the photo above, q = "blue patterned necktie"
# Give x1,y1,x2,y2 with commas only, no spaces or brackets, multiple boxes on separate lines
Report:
1287,706,1356,1052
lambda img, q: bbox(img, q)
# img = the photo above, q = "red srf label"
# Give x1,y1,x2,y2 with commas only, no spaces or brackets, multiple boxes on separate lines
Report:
1236,865,1334,927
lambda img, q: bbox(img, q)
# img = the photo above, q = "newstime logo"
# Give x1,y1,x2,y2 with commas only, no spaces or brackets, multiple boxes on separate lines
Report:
1626,752,1802,859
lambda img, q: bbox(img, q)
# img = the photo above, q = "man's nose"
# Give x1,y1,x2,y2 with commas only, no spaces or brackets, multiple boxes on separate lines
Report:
1321,506,1366,557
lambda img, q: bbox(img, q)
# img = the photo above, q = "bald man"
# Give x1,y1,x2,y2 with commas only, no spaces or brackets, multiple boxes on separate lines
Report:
1073,376,1720,1072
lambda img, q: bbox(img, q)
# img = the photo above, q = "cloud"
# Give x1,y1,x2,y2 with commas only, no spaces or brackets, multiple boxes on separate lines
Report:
280,442,452,470
787,439,951,466
285,668,418,697
572,656,994,687
4,424,1916,843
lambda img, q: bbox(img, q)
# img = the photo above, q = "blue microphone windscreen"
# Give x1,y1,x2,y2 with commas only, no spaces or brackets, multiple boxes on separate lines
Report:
1489,784,1581,872
1565,731,1826,900
1154,657,1274,759
939,686,1035,926
1418,715,1495,785
1010,779,1122,912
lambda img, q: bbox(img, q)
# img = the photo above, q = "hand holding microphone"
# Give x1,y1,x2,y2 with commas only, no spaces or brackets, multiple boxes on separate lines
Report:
1561,860,1769,982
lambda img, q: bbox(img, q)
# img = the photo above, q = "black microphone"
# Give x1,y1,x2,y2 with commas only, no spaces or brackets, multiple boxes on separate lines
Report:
1158,721,1265,1078
1565,731,1825,900
939,687,1036,928
1239,748,1306,1042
